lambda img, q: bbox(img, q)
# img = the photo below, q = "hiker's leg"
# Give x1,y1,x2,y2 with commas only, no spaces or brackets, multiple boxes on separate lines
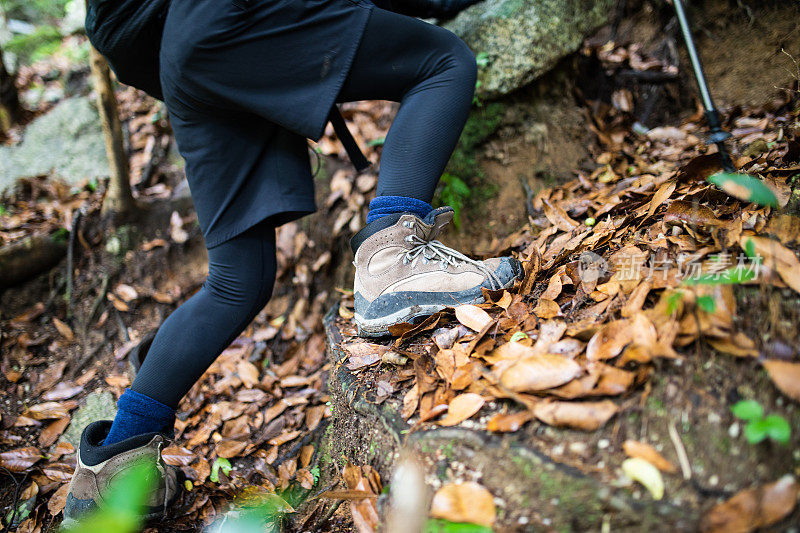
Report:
336,6,476,214
103,220,277,444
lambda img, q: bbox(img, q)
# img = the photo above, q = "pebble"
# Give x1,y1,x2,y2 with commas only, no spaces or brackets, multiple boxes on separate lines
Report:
597,439,610,450
728,422,740,438
709,475,719,487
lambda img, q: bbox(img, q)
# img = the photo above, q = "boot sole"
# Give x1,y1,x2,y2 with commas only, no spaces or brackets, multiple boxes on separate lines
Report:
355,303,455,337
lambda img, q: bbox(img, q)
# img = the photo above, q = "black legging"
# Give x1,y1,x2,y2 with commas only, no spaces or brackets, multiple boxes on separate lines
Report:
131,6,477,407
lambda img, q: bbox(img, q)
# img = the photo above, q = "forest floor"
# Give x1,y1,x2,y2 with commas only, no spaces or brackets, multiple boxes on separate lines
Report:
1,22,800,533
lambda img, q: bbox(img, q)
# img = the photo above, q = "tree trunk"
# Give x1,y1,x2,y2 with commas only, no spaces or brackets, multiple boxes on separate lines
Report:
0,43,23,132
88,45,136,217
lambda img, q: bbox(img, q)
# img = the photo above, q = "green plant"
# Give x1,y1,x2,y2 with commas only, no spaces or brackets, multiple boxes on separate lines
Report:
5,25,64,64
424,519,493,533
437,173,471,229
695,294,716,313
210,457,233,483
731,399,791,445
707,172,778,208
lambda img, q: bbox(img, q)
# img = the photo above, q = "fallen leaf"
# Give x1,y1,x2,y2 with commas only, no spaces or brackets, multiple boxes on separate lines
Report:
0,447,43,472
438,393,485,426
486,410,534,432
622,440,677,474
586,319,635,360
38,417,70,447
48,483,70,516
454,304,493,332
216,440,248,459
702,475,798,532
622,457,665,500
761,360,800,401
430,481,496,527
532,400,617,431
52,318,74,341
533,298,561,319
162,446,196,466
498,353,582,392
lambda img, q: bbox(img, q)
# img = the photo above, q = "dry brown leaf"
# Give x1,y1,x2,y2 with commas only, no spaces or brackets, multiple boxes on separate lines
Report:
38,417,70,448
761,360,800,401
701,475,798,533
438,393,485,426
296,468,315,490
532,400,618,431
216,440,248,459
162,446,196,466
0,446,43,472
622,440,677,473
586,319,635,360
533,298,561,319
430,481,496,527
52,318,74,341
455,304,493,332
742,235,800,293
48,483,70,516
486,410,534,432
497,353,582,392
114,283,138,302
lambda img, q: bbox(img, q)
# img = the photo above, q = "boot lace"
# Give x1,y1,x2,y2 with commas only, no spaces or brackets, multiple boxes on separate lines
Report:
400,228,503,290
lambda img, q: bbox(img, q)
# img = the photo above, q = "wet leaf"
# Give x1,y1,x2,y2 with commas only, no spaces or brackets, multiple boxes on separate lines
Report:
430,482,496,528
622,457,664,500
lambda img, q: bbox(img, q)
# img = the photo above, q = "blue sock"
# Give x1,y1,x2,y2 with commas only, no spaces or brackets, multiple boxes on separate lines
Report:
366,196,434,224
103,388,175,445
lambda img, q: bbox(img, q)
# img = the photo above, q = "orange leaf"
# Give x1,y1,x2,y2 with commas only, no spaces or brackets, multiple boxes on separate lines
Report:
622,440,677,473
498,353,582,392
454,304,493,332
532,400,618,431
438,393,485,426
762,360,800,401
430,482,496,527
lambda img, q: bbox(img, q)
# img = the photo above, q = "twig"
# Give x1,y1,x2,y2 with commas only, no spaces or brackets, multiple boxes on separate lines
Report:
668,422,692,480
0,466,27,530
66,208,84,319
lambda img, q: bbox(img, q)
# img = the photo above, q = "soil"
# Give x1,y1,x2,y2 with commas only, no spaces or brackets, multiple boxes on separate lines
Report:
322,308,800,532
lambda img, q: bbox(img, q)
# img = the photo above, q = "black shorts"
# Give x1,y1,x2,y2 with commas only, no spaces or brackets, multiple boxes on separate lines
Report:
160,0,373,248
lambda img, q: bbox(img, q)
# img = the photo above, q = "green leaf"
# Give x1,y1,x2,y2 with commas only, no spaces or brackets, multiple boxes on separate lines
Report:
763,414,791,445
731,400,764,421
695,295,716,313
707,172,778,208
0,205,7,216
367,137,385,147
475,52,490,68
424,519,493,533
744,238,757,259
744,419,769,444
509,331,529,342
665,291,683,315
210,457,233,483
683,266,756,285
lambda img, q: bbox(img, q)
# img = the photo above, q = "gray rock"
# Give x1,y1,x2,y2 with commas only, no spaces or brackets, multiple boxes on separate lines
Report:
445,0,614,97
0,96,108,195
61,390,117,447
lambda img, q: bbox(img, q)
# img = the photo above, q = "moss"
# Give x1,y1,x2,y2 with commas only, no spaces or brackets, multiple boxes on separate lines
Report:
445,102,506,181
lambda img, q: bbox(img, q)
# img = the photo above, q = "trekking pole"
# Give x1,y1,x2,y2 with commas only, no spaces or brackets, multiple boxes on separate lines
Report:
672,0,736,172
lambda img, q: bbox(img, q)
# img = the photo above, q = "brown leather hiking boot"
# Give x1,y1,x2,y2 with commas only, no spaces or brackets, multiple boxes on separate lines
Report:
351,206,523,336
62,421,179,527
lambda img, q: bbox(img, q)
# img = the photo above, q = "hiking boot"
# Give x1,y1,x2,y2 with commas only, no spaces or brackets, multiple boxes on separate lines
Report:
62,421,179,527
351,206,523,336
